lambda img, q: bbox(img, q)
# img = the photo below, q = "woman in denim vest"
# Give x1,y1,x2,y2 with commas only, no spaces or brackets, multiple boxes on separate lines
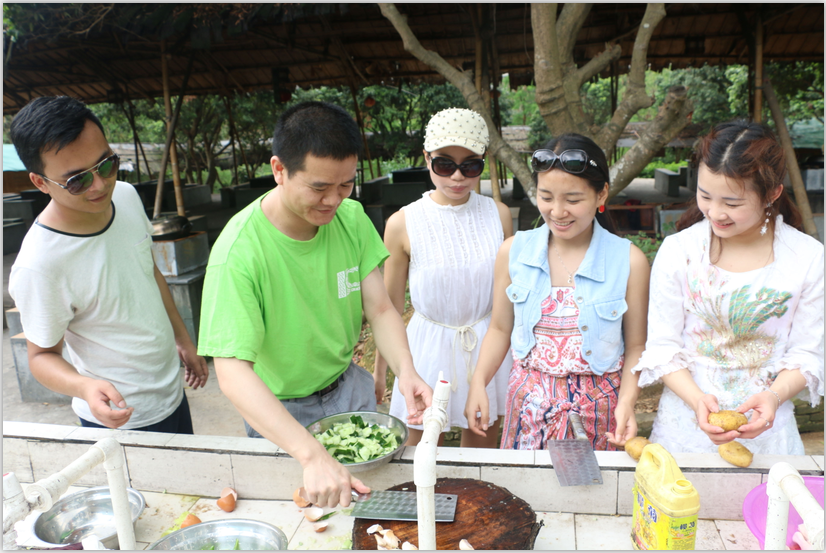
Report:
464,133,650,450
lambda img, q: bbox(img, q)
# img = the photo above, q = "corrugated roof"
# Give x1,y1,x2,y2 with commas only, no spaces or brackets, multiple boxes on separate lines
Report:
4,3,822,113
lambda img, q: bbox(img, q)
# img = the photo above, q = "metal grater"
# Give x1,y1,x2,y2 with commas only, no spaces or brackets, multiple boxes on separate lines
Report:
351,491,457,522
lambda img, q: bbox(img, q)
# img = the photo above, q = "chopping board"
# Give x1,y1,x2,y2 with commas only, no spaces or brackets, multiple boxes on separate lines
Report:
352,478,541,550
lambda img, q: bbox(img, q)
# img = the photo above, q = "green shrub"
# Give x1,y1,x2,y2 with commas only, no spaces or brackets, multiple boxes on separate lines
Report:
627,232,664,265
638,161,686,179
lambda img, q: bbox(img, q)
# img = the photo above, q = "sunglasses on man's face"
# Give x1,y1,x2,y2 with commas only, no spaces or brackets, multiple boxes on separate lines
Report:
39,153,120,195
531,149,598,174
428,155,486,178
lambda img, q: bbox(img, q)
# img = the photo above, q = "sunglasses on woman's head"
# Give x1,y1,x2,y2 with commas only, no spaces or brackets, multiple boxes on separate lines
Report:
38,153,120,195
427,155,485,178
531,149,598,174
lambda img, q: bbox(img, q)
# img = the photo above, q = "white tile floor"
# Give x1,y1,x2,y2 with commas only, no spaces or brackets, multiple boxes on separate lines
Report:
13,485,764,550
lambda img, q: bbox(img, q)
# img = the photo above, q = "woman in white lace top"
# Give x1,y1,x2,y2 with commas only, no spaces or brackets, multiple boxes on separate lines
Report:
373,108,513,448
634,120,824,454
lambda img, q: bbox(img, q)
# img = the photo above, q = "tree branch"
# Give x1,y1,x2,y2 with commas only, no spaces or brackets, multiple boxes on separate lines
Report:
575,43,622,85
608,85,693,196
594,3,667,153
629,3,666,90
379,3,534,201
556,3,592,68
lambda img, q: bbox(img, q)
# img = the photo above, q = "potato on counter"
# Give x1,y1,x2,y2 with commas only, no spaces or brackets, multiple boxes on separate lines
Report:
625,436,652,461
718,441,753,467
708,410,748,431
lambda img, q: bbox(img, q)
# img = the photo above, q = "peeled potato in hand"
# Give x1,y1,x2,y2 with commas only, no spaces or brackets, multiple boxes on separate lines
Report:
719,441,753,467
625,436,652,461
708,410,748,431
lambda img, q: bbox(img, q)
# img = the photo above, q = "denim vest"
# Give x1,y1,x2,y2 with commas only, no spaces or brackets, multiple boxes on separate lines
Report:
506,220,631,375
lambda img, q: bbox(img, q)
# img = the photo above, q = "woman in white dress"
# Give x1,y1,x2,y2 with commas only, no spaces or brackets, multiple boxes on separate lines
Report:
634,120,824,454
373,108,513,447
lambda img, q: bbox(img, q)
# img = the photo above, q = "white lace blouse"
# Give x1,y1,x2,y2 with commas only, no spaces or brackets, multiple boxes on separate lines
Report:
633,216,824,454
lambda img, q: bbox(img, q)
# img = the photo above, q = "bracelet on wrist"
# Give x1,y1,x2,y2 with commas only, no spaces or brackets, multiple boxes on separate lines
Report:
767,388,781,407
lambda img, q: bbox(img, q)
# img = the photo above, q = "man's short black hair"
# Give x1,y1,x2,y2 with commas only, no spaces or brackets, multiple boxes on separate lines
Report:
10,96,106,176
271,101,362,174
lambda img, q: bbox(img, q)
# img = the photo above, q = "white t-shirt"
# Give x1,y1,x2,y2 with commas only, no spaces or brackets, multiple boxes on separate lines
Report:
9,181,183,428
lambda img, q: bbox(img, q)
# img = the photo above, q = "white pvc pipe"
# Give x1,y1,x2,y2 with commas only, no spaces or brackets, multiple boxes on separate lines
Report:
4,472,29,549
2,438,135,550
765,462,825,550
97,437,136,550
415,372,451,551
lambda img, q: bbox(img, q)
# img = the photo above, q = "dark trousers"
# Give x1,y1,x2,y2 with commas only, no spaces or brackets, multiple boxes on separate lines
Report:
80,393,194,434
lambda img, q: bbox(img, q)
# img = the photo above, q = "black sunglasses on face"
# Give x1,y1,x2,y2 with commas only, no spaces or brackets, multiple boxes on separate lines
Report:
531,149,598,174
39,153,120,195
427,155,486,178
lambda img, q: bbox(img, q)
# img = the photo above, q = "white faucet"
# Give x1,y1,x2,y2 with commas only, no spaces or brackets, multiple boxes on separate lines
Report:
414,371,451,551
3,437,136,550
764,461,824,550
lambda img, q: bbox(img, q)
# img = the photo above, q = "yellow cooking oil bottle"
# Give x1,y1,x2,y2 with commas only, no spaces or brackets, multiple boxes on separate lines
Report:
631,443,700,550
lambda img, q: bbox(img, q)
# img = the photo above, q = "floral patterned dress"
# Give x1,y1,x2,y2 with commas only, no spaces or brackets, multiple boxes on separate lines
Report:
634,217,824,454
501,286,623,451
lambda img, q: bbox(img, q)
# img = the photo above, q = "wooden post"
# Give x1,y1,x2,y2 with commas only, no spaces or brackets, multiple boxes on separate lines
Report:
488,31,503,203
470,5,483,194
763,78,819,239
152,47,195,219
754,13,764,123
160,47,186,217
223,96,239,186
349,84,375,179
125,97,152,179
228,104,254,184
120,101,141,183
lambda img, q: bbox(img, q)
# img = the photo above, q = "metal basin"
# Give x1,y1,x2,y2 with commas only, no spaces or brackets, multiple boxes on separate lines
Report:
147,519,288,550
30,486,145,549
306,411,409,473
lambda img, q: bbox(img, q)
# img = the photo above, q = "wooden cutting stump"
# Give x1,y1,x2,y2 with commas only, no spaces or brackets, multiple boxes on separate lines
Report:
352,478,541,550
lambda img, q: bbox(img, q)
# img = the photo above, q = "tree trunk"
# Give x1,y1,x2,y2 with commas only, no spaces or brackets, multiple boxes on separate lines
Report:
380,3,693,206
763,78,819,239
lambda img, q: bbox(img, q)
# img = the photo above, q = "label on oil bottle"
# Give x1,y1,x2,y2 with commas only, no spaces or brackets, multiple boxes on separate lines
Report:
631,482,697,550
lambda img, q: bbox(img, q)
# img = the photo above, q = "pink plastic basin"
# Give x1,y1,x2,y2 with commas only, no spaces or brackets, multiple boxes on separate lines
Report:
742,476,824,549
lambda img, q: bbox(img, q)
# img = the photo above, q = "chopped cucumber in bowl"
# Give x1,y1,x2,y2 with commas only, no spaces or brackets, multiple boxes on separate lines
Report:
315,415,399,463
306,411,409,472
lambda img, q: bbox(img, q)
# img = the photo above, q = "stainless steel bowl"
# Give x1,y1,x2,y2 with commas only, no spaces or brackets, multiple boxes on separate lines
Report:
147,519,288,550
30,486,145,549
306,411,409,473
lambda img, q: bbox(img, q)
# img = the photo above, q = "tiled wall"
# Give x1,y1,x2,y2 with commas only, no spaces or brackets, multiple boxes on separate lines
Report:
4,421,823,521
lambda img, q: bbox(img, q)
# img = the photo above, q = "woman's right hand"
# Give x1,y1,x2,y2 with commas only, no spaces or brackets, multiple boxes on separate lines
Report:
695,393,741,446
464,381,490,437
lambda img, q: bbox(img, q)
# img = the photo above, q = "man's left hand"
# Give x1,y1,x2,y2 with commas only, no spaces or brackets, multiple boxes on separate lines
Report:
178,342,209,389
396,371,432,426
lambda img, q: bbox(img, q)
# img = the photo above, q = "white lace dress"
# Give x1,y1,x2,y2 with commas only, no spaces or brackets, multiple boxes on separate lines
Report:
388,191,511,430
633,217,824,454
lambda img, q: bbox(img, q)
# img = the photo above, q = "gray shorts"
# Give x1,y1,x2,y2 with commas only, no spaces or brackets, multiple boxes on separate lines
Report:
244,361,376,438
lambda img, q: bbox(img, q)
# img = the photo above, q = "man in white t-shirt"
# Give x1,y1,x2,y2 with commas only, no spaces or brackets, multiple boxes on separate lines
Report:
8,96,208,432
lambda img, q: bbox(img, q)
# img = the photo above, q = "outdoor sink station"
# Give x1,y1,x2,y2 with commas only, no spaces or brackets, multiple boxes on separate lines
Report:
3,415,823,550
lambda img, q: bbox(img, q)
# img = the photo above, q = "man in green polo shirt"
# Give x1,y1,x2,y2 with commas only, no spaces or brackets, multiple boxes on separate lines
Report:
199,101,432,509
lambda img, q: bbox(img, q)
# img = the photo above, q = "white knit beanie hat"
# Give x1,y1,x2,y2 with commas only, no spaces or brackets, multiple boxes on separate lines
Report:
423,108,489,155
